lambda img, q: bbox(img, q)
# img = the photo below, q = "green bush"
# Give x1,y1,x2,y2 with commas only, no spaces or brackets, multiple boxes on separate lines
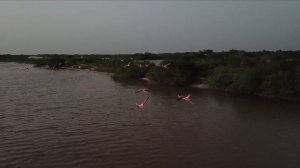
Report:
228,68,262,93
33,59,47,67
115,64,148,79
260,71,298,97
146,66,189,86
206,67,236,90
47,57,66,69
207,67,263,93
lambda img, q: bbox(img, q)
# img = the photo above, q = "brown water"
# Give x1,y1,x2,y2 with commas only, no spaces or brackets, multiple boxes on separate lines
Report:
1,62,300,168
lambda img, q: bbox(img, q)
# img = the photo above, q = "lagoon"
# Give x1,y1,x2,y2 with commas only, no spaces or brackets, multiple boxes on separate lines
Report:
1,62,300,168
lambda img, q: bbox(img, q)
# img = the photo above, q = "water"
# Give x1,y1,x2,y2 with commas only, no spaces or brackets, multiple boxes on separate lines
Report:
1,62,300,168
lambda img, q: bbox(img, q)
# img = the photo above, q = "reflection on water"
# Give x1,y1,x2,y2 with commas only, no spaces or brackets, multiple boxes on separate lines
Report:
1,62,300,168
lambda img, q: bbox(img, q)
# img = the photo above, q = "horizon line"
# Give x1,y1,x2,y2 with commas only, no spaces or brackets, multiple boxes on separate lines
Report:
1,49,300,55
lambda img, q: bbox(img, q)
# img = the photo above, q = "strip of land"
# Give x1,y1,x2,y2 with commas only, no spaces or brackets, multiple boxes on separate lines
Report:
1,50,300,100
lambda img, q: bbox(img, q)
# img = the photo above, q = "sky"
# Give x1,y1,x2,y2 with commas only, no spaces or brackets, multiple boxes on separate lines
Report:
0,1,299,54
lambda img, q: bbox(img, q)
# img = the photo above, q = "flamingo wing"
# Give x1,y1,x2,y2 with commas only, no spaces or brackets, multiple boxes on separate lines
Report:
177,94,183,101
185,94,192,99
135,88,148,93
135,89,143,93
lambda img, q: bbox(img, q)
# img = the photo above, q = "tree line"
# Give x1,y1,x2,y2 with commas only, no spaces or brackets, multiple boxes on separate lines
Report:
1,50,300,99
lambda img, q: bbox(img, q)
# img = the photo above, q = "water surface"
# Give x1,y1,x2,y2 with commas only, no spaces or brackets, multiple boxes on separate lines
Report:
1,63,300,168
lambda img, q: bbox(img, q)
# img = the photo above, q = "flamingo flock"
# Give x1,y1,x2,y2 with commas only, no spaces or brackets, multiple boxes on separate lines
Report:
121,57,193,109
22,57,194,109
121,57,172,70
134,87,193,109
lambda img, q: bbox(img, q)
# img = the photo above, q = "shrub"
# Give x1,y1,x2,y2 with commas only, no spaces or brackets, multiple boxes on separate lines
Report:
47,57,66,69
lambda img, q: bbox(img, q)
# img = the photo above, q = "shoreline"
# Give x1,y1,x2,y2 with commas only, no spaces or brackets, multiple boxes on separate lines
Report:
3,62,300,102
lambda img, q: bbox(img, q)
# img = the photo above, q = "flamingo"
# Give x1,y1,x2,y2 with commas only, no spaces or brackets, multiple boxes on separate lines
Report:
177,94,193,104
124,61,131,68
161,63,171,70
135,88,149,94
145,63,154,68
136,97,150,109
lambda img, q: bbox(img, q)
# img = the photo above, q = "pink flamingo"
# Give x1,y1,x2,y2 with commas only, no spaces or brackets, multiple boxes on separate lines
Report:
124,61,131,68
145,63,154,68
135,88,149,94
136,97,150,109
177,94,193,104
161,63,171,70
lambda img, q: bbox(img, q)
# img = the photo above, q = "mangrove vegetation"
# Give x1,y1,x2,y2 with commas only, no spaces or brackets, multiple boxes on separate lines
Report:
1,50,300,100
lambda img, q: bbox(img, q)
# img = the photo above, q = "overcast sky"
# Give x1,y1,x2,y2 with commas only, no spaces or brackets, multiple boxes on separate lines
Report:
0,1,299,54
